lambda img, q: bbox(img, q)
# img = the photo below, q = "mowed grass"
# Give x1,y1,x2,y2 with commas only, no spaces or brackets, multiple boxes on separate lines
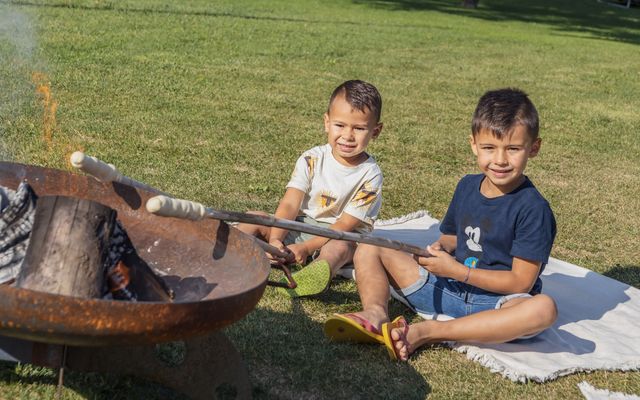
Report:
1,0,639,398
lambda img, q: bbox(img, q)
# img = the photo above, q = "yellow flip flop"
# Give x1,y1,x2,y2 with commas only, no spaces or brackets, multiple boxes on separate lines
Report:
324,313,385,344
382,316,409,361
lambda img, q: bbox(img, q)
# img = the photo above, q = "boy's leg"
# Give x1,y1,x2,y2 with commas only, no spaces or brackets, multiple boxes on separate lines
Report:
235,211,271,241
390,294,557,361
316,239,355,276
347,244,423,331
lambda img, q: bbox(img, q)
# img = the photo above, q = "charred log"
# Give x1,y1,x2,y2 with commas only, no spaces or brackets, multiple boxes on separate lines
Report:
16,196,116,298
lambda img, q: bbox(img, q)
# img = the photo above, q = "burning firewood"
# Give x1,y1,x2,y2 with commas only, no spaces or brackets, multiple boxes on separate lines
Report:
0,184,172,302
16,195,116,298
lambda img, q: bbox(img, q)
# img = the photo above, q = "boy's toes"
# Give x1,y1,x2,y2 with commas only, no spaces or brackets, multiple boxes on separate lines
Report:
391,327,410,361
382,316,410,361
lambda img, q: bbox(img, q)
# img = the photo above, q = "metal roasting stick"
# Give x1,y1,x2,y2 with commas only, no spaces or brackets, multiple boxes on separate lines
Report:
69,152,291,261
146,195,433,258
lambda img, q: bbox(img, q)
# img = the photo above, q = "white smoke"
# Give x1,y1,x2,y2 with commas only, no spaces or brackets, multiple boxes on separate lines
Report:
0,5,42,161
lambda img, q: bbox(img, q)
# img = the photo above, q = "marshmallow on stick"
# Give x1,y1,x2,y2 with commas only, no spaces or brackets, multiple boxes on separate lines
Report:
70,151,124,183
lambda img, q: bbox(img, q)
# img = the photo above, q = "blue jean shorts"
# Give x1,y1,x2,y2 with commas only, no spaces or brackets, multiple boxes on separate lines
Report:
398,267,531,319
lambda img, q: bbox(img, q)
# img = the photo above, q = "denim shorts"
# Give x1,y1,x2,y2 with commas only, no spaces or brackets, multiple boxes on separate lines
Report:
398,267,531,319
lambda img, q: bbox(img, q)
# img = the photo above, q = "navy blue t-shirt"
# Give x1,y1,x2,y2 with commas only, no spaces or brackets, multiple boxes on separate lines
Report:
439,174,556,295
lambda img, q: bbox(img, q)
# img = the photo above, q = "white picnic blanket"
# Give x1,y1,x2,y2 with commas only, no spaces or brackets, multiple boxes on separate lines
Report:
578,381,640,400
339,211,640,383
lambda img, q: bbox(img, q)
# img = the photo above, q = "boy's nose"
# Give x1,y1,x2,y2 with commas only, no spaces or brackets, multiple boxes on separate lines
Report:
494,150,508,165
342,128,356,140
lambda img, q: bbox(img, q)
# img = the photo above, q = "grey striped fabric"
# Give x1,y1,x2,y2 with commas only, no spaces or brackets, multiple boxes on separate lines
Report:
0,182,37,284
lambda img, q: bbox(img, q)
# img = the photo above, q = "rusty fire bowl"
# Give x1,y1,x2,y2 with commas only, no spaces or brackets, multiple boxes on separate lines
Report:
0,162,270,346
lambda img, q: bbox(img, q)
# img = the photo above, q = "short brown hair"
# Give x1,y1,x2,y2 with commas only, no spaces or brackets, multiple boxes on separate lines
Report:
472,88,539,140
328,80,382,123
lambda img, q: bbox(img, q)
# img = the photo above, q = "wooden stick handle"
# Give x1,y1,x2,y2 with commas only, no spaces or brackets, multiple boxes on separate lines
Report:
146,195,431,258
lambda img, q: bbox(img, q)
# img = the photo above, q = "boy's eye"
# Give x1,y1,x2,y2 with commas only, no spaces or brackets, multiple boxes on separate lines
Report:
354,127,367,132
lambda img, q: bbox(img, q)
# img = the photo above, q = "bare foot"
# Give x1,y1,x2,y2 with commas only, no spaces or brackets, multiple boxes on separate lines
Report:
390,321,411,361
348,309,389,333
391,320,437,360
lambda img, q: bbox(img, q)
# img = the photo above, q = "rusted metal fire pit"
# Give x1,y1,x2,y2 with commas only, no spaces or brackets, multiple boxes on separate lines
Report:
0,161,271,399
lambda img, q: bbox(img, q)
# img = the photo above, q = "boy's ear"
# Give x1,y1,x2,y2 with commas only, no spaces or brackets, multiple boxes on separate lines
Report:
469,134,479,156
529,138,542,158
372,122,383,139
323,113,330,133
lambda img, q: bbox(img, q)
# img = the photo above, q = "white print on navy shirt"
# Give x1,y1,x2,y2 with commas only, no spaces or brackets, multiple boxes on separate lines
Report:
465,226,483,252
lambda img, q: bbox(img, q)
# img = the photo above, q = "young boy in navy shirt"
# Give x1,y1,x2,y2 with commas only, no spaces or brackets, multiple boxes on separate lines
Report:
326,88,557,360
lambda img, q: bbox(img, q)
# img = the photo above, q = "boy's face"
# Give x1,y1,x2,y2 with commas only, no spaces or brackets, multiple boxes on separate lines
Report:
470,125,541,197
324,94,382,167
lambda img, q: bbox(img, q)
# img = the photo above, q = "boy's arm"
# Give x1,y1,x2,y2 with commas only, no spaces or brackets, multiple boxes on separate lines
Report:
461,256,541,294
268,187,305,247
429,234,457,254
305,212,362,251
286,212,361,264
418,245,541,295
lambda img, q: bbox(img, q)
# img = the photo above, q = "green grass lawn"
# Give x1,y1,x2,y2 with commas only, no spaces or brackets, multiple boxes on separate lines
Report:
1,0,639,398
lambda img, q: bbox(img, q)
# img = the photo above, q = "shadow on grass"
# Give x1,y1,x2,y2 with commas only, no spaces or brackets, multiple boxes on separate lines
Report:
228,293,430,399
1,0,323,24
604,264,640,288
0,360,185,399
9,0,639,45
353,0,640,45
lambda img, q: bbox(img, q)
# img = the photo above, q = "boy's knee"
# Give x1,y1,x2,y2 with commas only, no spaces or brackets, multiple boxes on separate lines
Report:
322,240,354,257
533,294,557,328
354,243,380,263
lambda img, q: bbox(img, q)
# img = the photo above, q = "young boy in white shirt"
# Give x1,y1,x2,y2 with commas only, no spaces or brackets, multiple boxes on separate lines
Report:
238,80,384,297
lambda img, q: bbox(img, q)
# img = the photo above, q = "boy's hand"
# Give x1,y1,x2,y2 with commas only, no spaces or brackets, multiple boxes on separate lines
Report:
414,245,458,278
268,239,295,265
286,243,310,265
429,241,444,252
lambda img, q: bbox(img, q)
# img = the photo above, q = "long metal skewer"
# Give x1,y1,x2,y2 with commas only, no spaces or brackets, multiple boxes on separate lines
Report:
146,195,432,258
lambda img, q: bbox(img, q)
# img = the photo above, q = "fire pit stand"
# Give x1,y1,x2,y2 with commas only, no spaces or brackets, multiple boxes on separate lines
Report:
0,333,251,399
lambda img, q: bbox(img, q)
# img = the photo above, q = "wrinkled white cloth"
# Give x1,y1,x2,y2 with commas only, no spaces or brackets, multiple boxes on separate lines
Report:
338,211,640,383
0,182,37,283
578,381,640,400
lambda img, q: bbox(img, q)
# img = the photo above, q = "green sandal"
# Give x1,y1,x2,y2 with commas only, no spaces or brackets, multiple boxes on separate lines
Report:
276,259,331,298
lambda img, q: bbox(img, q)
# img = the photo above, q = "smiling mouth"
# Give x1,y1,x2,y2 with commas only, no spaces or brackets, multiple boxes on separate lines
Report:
337,143,356,151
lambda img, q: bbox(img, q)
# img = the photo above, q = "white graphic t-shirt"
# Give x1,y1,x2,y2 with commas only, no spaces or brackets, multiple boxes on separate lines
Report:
286,144,383,233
